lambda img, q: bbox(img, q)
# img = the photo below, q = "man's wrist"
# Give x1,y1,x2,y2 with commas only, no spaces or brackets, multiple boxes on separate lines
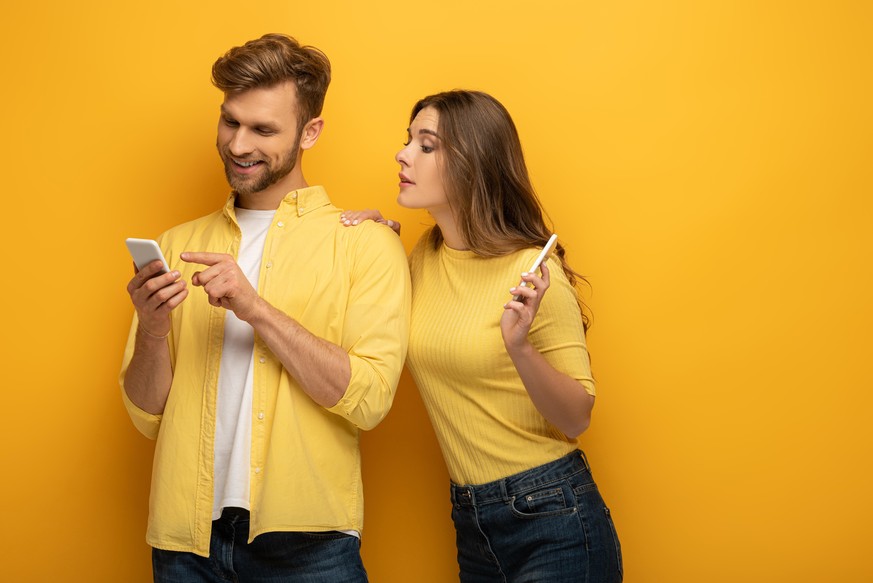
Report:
137,322,170,340
239,295,269,325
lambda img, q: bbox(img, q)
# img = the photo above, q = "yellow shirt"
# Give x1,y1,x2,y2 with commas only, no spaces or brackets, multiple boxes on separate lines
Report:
119,186,411,556
407,233,595,485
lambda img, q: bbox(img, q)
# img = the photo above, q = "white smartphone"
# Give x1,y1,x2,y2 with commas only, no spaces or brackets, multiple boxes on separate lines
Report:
125,238,170,274
512,234,558,301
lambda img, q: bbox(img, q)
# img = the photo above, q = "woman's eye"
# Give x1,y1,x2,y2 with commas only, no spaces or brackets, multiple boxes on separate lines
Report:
421,145,434,153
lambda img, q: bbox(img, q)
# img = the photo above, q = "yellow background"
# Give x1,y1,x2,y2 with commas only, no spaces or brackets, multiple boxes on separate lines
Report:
2,1,870,581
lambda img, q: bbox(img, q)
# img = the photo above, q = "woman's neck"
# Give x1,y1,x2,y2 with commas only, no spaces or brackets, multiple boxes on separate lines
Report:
429,206,467,250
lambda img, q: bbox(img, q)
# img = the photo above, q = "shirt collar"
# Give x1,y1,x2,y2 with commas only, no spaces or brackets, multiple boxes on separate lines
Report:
281,185,331,217
221,185,331,221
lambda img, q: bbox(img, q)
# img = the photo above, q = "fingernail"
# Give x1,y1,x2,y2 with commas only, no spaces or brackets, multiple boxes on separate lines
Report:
352,220,359,225
521,272,529,277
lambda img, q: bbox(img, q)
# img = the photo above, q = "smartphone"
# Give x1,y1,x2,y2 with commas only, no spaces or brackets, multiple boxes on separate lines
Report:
512,234,558,301
125,238,170,274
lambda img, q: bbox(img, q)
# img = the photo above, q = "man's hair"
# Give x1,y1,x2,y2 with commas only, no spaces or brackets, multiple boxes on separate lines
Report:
212,33,331,131
412,90,589,328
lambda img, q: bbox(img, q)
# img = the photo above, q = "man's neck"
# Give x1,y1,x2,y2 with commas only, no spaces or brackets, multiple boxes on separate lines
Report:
236,173,309,210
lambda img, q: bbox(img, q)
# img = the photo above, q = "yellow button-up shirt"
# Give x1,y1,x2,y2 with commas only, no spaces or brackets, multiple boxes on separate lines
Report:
120,186,411,557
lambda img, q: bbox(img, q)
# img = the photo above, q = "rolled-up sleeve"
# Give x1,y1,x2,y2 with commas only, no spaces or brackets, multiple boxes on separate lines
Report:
327,225,411,430
118,317,163,439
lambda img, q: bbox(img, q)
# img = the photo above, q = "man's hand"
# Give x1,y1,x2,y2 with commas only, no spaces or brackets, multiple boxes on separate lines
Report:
181,252,261,321
126,260,188,337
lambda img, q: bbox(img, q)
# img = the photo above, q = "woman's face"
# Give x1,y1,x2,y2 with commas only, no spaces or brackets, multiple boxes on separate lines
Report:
395,107,450,212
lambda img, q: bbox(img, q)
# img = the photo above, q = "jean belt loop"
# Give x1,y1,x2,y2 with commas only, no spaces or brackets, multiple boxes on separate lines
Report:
578,448,591,472
500,478,511,502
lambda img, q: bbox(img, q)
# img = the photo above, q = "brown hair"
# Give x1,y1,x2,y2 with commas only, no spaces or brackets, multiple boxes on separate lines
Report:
212,33,331,131
412,90,590,327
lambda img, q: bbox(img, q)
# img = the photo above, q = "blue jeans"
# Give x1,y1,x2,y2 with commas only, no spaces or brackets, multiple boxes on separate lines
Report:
450,450,623,583
152,508,368,583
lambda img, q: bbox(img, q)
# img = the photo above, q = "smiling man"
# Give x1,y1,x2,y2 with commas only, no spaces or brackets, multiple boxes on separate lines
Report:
119,34,411,582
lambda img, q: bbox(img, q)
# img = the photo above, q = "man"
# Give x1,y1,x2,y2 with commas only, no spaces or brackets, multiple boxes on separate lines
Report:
120,34,410,581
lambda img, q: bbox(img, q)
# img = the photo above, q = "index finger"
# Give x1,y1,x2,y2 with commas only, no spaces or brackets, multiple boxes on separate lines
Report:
520,263,549,290
180,252,228,266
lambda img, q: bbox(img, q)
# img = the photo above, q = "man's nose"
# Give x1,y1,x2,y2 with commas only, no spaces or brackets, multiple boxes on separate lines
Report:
228,129,254,156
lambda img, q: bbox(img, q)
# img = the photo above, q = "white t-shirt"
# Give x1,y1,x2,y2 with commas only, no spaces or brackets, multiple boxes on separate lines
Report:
212,208,275,520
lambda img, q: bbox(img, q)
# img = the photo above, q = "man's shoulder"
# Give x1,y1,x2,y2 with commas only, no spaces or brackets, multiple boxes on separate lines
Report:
336,219,408,268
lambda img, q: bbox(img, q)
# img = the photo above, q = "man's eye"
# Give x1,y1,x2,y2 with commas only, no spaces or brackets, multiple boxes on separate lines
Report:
224,118,239,127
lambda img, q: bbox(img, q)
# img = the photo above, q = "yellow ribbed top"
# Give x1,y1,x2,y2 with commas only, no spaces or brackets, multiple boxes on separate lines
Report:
407,231,595,485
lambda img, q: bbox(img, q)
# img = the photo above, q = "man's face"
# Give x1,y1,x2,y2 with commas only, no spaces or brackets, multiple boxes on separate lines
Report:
216,81,302,197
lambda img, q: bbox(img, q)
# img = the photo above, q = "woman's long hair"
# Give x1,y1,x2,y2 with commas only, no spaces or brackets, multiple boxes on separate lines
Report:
411,90,590,328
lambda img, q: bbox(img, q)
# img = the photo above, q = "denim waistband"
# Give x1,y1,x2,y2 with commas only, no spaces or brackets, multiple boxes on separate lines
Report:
218,507,250,523
450,450,591,506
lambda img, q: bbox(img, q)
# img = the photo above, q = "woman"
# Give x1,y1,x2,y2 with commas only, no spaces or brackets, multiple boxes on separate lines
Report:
341,90,622,582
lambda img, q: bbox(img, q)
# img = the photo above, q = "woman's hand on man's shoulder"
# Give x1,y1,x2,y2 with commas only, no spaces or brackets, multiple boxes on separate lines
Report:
340,209,401,235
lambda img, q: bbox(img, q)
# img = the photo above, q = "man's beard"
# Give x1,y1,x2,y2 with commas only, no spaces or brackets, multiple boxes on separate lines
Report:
220,135,301,196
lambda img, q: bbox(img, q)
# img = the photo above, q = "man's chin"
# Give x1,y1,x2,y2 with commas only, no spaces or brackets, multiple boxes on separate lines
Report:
225,172,264,196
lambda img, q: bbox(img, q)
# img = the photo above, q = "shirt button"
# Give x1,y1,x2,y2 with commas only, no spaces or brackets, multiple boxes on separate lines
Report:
265,261,273,268
254,467,261,474
291,193,298,199
298,207,305,213
259,357,266,364
258,412,264,420
277,221,284,228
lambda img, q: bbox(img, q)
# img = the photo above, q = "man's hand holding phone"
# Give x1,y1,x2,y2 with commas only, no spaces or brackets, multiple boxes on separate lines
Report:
125,239,188,339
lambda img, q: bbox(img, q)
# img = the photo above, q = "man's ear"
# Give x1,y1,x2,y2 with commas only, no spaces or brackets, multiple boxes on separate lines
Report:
300,117,324,151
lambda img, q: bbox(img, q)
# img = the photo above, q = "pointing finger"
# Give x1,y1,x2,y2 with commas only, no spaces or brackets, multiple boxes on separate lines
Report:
181,252,230,266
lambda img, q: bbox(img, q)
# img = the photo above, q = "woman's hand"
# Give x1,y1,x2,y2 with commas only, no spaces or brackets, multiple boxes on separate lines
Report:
339,209,401,235
501,261,595,437
500,262,550,354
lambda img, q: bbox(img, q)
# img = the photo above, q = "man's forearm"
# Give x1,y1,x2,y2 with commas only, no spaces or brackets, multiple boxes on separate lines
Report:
244,297,351,408
123,326,174,414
